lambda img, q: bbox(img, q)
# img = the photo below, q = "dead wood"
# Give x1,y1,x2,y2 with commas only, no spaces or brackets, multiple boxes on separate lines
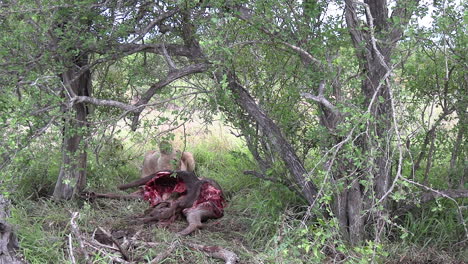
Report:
97,227,130,261
184,242,239,264
69,212,91,264
149,241,179,264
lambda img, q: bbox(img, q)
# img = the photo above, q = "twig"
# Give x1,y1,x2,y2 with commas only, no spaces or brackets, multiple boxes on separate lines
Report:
80,191,142,201
121,230,143,249
161,43,177,70
83,240,130,263
97,227,130,261
184,242,239,264
68,234,76,264
85,237,119,251
149,240,179,264
131,8,179,43
69,212,91,264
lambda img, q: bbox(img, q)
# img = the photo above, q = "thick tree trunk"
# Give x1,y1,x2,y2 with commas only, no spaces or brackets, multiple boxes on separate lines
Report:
338,0,420,244
223,71,318,204
53,55,91,200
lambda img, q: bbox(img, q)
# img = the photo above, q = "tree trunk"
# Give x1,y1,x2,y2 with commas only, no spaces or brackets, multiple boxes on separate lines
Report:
339,0,420,244
450,103,467,188
53,55,91,200
0,195,23,264
223,71,319,204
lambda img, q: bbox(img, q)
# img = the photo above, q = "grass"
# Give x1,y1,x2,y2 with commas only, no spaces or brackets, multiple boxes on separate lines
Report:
5,120,298,263
4,118,467,263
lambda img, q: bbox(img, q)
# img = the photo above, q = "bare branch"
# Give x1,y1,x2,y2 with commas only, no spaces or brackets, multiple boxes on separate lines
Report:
229,5,322,67
301,81,341,117
395,188,468,215
280,41,322,66
72,96,141,113
69,212,91,264
73,92,203,113
220,71,319,204
161,43,177,70
184,242,239,264
97,227,129,261
68,234,76,264
357,2,390,71
131,63,209,129
137,63,209,106
149,241,179,264
131,8,180,43
301,92,339,114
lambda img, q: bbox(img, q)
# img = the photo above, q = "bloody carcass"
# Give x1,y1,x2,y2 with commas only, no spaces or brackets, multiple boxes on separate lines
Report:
118,170,226,235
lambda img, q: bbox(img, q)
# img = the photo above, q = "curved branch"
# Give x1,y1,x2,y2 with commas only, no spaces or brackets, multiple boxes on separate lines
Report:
131,8,180,43
71,91,204,115
300,80,340,116
116,43,194,58
130,63,209,129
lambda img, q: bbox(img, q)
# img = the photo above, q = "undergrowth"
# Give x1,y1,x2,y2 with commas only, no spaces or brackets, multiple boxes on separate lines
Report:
2,127,466,263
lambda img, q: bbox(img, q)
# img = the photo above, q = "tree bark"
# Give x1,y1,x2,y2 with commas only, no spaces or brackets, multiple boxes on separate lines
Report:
222,71,318,204
341,0,420,244
53,55,91,200
450,102,467,188
0,195,23,264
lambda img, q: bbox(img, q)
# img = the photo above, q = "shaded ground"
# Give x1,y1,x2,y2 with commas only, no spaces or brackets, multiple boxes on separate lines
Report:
20,195,260,263
9,194,468,264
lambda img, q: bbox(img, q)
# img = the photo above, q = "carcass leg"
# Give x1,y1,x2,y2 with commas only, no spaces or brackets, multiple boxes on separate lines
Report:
178,208,218,236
